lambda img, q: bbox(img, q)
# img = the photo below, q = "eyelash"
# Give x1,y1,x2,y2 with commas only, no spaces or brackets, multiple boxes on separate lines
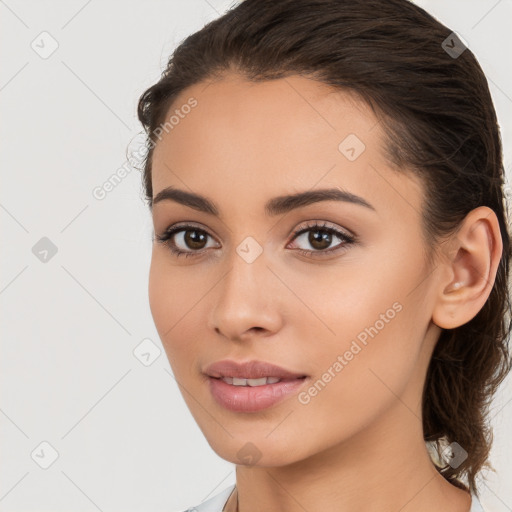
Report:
155,221,356,259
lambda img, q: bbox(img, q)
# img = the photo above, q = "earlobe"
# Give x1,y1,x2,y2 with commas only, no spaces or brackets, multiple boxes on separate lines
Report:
432,206,503,330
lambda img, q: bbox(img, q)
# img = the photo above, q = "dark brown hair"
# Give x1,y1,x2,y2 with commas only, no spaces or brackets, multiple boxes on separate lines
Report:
137,0,512,496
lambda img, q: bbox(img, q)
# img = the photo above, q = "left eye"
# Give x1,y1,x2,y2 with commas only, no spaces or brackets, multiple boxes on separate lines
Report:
288,222,355,256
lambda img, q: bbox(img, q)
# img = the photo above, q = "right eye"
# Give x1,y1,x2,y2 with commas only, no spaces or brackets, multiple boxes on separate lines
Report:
155,224,220,258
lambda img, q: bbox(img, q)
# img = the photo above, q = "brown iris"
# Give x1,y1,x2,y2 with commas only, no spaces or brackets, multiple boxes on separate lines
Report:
308,229,332,250
184,229,208,250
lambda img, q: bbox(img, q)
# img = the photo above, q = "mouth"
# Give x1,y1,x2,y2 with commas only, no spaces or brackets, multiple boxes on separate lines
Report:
204,358,308,380
204,359,309,412
214,376,306,386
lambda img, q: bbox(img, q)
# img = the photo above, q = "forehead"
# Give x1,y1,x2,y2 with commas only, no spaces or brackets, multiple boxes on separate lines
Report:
153,72,379,168
150,73,423,221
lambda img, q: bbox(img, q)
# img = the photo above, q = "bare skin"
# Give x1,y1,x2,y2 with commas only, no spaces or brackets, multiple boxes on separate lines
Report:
148,73,502,512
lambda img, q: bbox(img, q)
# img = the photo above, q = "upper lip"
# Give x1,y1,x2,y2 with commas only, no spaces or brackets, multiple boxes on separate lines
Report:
204,360,307,380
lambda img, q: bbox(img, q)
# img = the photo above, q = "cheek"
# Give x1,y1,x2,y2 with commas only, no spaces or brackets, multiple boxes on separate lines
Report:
294,306,422,449
293,248,429,409
148,253,173,335
148,252,197,368
148,249,206,330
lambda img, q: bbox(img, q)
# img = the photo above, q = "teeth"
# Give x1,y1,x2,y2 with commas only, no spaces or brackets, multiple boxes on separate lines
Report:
247,378,270,386
221,376,282,386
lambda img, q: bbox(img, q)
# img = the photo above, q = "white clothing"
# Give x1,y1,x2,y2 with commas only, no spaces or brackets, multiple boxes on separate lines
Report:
179,483,486,511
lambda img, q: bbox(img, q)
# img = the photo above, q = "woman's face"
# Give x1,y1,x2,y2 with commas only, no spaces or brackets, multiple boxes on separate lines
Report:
149,73,444,466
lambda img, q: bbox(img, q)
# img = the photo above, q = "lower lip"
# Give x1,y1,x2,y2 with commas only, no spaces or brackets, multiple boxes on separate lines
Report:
208,376,308,413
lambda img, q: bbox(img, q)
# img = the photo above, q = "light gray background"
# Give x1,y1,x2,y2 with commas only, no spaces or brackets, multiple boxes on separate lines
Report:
1,1,511,511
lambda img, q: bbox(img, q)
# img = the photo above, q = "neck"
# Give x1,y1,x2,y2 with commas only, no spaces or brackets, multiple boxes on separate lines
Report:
228,400,471,512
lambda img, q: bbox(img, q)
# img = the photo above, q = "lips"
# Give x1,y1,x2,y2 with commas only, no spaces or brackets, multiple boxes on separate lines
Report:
204,359,307,381
209,377,307,412
204,359,309,412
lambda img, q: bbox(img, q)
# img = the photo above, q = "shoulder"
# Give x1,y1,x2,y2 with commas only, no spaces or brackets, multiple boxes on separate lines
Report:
175,485,484,512
470,491,486,512
175,484,236,512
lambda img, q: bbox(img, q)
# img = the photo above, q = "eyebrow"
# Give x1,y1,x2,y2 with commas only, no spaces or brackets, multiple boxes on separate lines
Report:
151,186,376,216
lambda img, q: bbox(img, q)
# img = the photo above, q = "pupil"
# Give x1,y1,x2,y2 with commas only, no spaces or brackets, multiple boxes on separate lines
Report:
185,230,207,249
309,230,331,250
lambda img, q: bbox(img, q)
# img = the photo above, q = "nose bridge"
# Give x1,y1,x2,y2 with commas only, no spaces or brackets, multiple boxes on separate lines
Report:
209,236,282,338
219,238,269,311
223,232,268,291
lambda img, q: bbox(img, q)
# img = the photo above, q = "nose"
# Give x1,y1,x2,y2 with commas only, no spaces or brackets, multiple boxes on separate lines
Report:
207,246,284,342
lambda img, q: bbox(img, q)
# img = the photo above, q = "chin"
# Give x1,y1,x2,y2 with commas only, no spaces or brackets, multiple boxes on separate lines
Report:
204,433,309,467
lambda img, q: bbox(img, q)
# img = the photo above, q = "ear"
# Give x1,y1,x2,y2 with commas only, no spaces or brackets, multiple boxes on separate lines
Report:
432,206,503,329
